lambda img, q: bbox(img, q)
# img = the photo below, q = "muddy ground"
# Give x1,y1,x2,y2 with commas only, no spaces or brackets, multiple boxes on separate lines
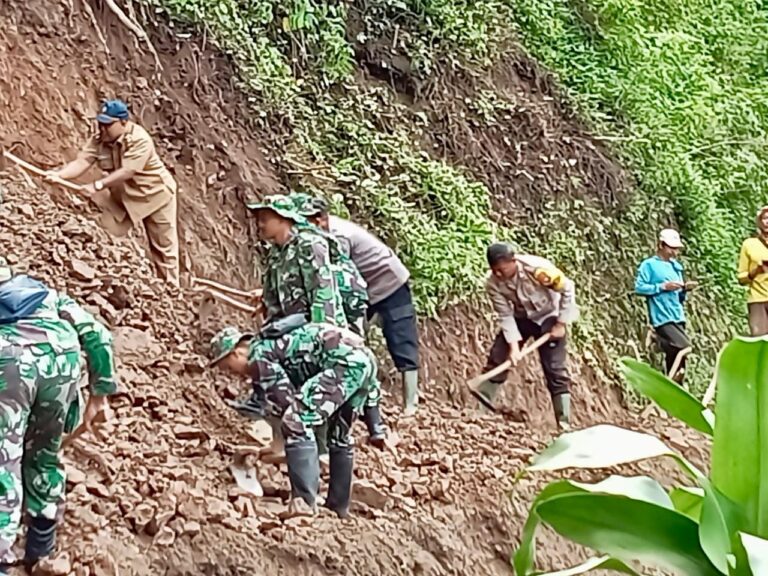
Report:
0,1,707,574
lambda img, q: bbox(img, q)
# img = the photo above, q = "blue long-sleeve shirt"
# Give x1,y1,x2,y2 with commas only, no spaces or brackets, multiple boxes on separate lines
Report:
635,256,686,327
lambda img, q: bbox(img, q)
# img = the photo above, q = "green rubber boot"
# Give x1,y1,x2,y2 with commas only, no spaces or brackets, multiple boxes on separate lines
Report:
402,370,419,417
552,393,572,431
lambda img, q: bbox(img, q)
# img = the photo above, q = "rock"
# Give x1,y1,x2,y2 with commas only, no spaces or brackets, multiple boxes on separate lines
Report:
173,424,206,440
31,553,71,576
129,502,155,531
154,526,175,546
70,258,96,281
66,465,87,485
85,480,111,498
352,480,388,510
183,520,202,535
208,498,234,523
112,327,163,366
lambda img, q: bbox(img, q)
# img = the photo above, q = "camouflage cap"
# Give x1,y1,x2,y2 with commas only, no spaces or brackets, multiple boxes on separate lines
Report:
246,194,306,224
208,326,254,367
0,257,12,283
291,193,329,217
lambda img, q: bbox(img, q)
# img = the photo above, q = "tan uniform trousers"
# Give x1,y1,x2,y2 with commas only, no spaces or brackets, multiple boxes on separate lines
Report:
95,190,180,287
748,302,768,336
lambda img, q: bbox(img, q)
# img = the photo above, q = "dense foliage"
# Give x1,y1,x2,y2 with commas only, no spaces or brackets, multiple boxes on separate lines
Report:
140,0,768,390
513,337,768,575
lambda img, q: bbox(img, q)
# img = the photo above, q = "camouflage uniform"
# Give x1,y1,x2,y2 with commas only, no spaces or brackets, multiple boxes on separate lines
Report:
209,323,374,517
0,268,116,567
251,195,347,329
289,194,385,419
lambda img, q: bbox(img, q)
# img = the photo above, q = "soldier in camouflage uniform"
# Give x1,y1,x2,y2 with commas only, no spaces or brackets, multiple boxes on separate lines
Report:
209,321,375,518
0,258,117,572
247,195,386,446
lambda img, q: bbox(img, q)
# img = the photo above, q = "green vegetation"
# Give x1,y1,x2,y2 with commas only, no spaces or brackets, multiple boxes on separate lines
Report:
141,0,768,390
513,337,768,575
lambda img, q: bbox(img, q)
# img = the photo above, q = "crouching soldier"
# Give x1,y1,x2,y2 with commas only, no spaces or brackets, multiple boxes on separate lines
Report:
0,258,117,572
209,317,376,517
471,243,579,430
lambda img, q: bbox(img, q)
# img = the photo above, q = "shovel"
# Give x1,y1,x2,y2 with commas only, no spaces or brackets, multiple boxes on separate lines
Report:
467,332,552,412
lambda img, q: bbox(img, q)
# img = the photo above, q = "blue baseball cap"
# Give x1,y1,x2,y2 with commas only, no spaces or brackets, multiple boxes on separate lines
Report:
96,99,130,124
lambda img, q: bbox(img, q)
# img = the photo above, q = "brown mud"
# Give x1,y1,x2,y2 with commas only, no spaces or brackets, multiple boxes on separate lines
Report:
0,1,707,575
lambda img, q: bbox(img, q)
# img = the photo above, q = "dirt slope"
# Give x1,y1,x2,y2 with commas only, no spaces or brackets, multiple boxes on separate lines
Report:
0,1,703,575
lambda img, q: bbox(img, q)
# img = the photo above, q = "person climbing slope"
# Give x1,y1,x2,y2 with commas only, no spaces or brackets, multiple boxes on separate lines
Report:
0,258,117,573
471,243,579,430
738,206,768,336
208,320,375,518
292,194,420,419
46,99,180,287
635,229,697,382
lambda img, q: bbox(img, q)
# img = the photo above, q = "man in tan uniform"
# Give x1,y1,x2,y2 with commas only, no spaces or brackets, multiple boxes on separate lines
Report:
47,99,180,286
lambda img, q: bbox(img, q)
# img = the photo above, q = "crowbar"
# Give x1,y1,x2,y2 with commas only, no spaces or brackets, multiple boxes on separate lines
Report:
2,150,83,192
468,333,552,411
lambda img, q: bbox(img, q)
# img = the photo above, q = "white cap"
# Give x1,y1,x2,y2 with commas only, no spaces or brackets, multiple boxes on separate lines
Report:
659,228,683,248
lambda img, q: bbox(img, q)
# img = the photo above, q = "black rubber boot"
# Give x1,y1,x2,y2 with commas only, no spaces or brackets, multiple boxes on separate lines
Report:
325,445,354,518
284,440,320,515
24,516,56,570
363,405,387,448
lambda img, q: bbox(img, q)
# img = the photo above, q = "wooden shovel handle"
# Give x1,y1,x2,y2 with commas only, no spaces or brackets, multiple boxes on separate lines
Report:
191,276,262,299
2,150,83,192
197,286,259,313
467,333,552,389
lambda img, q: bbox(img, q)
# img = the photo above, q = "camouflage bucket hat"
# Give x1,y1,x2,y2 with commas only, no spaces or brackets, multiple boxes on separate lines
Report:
291,193,328,218
208,326,254,367
0,257,12,283
246,194,306,224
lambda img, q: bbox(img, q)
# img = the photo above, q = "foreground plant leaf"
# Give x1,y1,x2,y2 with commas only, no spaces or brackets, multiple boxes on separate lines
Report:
710,337,768,535
699,478,747,573
536,493,721,575
513,476,672,575
619,357,714,435
741,532,768,574
532,555,642,575
528,424,704,480
670,486,703,521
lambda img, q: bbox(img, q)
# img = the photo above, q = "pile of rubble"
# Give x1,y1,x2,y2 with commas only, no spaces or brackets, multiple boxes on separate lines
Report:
2,175,555,575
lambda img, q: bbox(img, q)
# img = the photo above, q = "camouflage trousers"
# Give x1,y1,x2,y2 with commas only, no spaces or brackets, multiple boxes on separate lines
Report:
282,347,375,446
0,346,80,564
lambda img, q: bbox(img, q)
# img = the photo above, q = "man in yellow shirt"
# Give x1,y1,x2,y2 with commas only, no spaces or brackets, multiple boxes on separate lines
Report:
47,100,180,287
738,205,768,336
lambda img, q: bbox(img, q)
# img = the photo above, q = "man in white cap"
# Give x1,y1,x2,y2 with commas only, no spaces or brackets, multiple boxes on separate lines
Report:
635,229,697,382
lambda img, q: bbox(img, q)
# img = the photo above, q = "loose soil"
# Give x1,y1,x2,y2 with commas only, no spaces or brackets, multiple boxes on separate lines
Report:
0,2,708,574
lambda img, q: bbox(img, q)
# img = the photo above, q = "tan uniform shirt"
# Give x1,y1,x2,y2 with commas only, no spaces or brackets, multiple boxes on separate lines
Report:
486,254,579,343
79,122,177,224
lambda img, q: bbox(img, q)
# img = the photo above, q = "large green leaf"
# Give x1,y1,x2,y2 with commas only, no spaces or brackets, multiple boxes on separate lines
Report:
670,487,704,521
710,337,768,535
619,357,714,435
699,478,747,573
536,493,722,575
513,476,672,575
741,533,768,574
533,555,642,575
528,424,704,480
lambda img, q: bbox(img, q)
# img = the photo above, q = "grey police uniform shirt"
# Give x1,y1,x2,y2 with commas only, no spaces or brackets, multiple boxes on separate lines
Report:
329,216,410,305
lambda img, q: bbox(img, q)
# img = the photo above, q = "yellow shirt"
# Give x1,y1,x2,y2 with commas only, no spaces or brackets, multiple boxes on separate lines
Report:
79,122,176,224
738,237,768,303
